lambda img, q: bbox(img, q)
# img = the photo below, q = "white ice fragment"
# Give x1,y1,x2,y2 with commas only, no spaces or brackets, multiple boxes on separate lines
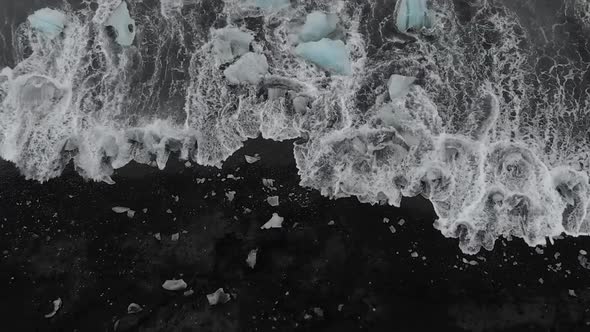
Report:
207,288,231,305
142,208,148,213
226,191,236,202
328,220,335,226
295,39,352,75
44,298,62,318
154,233,161,240
389,225,397,234
383,217,390,224
126,210,135,218
261,213,284,229
388,74,416,99
246,249,258,268
299,11,338,42
183,289,194,297
184,161,192,167
212,28,254,66
398,219,406,226
27,8,67,40
262,178,276,190
538,278,544,284
106,1,136,47
569,289,577,297
410,252,419,258
535,247,544,255
171,233,179,241
255,0,290,10
313,307,324,318
337,304,344,311
580,249,587,255
127,303,142,314
395,0,432,32
245,154,261,164
112,206,130,213
162,279,187,291
267,196,279,207
224,52,269,85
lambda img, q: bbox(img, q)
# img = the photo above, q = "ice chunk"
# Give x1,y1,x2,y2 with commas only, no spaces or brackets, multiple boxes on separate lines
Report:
207,288,231,305
395,0,432,32
127,303,142,314
44,298,62,318
256,0,290,10
112,206,130,213
224,53,269,85
246,249,258,268
212,28,254,66
295,39,351,75
261,213,284,229
162,279,187,291
171,233,179,241
267,196,279,206
27,8,67,40
106,1,136,46
388,74,416,99
245,154,261,164
299,11,339,42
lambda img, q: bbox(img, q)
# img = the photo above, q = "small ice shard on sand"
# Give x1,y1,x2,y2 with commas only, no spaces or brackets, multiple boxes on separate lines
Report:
299,11,338,42
389,225,397,234
44,298,62,318
295,39,352,75
246,249,258,268
207,288,231,305
127,303,142,314
224,52,269,85
267,196,279,207
245,154,261,164
262,178,276,190
261,213,284,229
162,279,187,291
395,0,432,32
568,289,577,297
106,1,136,46
126,210,135,218
410,251,419,258
328,220,335,226
112,206,130,213
27,8,67,40
154,233,161,240
171,233,179,241
398,219,406,226
212,27,254,66
226,191,236,202
183,289,194,297
383,217,390,224
255,0,290,10
388,74,416,99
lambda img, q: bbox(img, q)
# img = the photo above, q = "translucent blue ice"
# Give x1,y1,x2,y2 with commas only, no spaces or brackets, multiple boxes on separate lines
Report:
106,1,136,47
295,38,351,75
27,8,67,40
256,0,290,10
395,0,432,32
299,11,338,42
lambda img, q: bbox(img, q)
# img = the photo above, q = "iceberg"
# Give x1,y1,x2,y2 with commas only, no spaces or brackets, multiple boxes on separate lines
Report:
212,28,254,66
106,1,136,46
395,0,432,32
295,38,351,75
299,11,339,42
223,52,269,85
255,0,290,10
27,8,67,40
388,74,416,99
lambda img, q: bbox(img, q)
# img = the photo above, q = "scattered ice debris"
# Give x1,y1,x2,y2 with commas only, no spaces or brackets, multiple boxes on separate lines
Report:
388,74,416,99
162,279,187,291
295,39,352,75
383,217,390,224
226,191,236,202
44,298,62,318
261,213,284,229
154,233,161,241
127,303,142,314
312,307,324,318
171,233,179,241
580,249,587,255
212,27,254,66
126,210,135,218
106,1,136,46
395,0,432,32
184,161,192,167
255,0,290,10
207,288,231,305
245,154,261,164
112,206,130,213
246,249,258,269
299,11,339,42
267,196,279,206
196,178,206,184
389,225,397,234
337,304,344,312
569,289,577,297
410,252,419,258
224,52,269,85
183,290,194,297
328,220,335,226
262,178,276,190
535,247,544,255
462,258,479,266
538,278,544,284
27,8,67,40
578,254,590,269
398,219,406,226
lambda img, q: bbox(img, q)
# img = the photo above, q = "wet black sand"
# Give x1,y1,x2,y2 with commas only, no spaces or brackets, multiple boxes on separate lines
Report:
1,138,590,332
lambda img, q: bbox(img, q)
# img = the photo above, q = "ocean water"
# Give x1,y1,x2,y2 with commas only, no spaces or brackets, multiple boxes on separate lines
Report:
1,0,590,254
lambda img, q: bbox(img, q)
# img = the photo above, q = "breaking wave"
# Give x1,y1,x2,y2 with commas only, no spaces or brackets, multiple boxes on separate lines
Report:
2,0,590,254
